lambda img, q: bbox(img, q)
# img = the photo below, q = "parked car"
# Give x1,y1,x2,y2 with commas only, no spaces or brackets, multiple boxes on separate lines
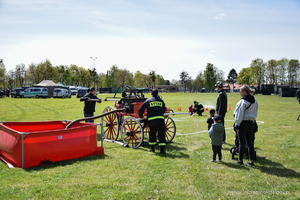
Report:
53,88,71,98
20,87,49,98
69,86,78,95
0,90,4,98
76,88,88,98
11,87,24,98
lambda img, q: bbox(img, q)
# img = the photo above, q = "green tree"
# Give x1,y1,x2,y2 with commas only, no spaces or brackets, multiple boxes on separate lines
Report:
192,71,205,91
105,65,119,88
115,68,133,86
287,59,300,87
88,68,97,88
78,67,90,87
155,74,165,86
96,72,105,88
266,59,278,84
237,67,251,85
277,58,288,84
149,70,156,88
0,59,7,89
34,62,45,83
204,63,217,92
69,64,79,86
14,63,26,87
226,68,237,92
133,71,145,88
249,58,266,85
57,65,71,85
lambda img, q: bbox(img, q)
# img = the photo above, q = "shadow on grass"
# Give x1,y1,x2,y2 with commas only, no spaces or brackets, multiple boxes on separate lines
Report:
254,156,300,178
139,142,190,159
220,161,250,170
24,154,108,172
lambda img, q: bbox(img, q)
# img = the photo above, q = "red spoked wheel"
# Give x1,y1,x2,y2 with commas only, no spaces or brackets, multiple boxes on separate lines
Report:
101,106,119,141
121,117,144,148
165,116,176,143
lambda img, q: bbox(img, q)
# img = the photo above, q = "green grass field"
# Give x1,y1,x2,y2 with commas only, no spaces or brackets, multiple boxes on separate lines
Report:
0,93,299,200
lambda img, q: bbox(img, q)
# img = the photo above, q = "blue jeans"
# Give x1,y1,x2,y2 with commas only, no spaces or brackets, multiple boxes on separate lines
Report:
84,112,94,122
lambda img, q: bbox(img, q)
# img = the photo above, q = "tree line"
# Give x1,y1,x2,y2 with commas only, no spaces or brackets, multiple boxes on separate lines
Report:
237,58,300,87
0,58,299,91
0,59,165,90
178,58,300,92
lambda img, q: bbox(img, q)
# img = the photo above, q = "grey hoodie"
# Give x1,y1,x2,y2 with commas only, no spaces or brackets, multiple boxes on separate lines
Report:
208,123,224,146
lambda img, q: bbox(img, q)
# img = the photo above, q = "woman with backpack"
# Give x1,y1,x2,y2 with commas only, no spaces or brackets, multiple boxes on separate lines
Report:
234,85,258,166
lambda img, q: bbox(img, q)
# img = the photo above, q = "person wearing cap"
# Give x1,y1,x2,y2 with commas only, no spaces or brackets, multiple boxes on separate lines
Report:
215,81,227,144
206,108,216,130
208,114,224,162
234,85,258,166
139,89,167,154
193,101,204,116
80,87,102,122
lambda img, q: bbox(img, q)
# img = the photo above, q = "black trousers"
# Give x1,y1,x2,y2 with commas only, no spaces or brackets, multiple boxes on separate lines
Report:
237,120,255,161
219,112,226,142
149,125,166,145
212,145,222,160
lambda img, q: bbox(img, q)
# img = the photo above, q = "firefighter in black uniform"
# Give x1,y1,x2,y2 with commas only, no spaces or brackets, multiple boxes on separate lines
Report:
139,89,167,154
193,101,204,116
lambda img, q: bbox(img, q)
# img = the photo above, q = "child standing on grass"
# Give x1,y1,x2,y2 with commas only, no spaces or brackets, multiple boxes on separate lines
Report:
206,109,216,130
208,115,224,162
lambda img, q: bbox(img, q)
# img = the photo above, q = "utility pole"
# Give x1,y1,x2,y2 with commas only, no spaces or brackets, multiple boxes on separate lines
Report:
90,57,97,88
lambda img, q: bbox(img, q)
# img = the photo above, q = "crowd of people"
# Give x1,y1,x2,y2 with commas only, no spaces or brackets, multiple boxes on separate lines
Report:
79,82,260,166
206,82,258,166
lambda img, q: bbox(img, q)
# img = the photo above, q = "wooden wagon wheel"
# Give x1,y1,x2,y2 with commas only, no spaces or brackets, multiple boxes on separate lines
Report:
165,116,176,143
121,117,144,148
143,125,150,142
142,117,176,143
101,106,119,141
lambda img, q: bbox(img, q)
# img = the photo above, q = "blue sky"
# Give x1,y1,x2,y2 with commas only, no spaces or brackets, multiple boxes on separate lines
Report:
1,0,300,80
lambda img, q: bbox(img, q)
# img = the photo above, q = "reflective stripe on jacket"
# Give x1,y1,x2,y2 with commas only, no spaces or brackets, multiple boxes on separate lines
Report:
139,96,166,126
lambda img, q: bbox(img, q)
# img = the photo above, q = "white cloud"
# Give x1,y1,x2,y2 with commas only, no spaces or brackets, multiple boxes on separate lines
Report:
214,13,226,20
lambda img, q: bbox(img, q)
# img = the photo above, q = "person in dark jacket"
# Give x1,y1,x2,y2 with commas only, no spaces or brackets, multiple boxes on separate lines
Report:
139,89,167,154
208,114,224,162
80,87,101,122
215,81,227,144
206,109,215,130
193,101,204,116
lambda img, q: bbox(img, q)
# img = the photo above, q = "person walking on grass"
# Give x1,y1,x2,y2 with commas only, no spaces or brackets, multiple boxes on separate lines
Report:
234,85,258,166
80,87,101,122
208,114,224,163
215,81,227,144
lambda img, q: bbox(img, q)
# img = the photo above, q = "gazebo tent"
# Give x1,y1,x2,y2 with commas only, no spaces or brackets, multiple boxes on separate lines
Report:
57,82,69,89
33,80,62,97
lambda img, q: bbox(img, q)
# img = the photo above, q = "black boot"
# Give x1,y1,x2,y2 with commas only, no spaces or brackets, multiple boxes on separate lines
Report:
160,146,167,154
149,145,155,153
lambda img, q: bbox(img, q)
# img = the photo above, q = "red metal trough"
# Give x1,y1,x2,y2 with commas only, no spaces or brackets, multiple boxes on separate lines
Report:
0,121,103,168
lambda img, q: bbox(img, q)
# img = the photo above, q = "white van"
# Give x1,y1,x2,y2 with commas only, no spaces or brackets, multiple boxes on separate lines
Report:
20,88,49,98
53,88,71,98
69,86,78,95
